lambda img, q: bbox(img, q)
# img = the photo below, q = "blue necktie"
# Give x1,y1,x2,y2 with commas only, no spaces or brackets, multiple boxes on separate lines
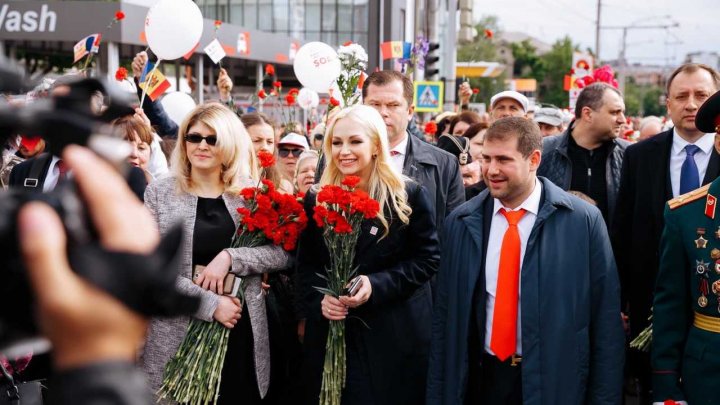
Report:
680,144,701,194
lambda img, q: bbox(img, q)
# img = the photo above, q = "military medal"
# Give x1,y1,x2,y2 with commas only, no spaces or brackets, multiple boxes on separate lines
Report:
696,228,708,249
699,278,710,308
712,249,720,260
697,260,709,274
713,280,720,295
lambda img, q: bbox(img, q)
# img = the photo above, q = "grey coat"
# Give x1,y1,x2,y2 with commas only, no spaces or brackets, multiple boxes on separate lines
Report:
140,176,292,401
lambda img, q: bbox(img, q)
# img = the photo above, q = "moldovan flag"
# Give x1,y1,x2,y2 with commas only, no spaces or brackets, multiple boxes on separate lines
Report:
139,62,171,101
380,41,411,60
73,33,102,63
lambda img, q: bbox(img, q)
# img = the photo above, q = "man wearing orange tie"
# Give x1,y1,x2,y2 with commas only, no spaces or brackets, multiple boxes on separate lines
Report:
427,117,624,405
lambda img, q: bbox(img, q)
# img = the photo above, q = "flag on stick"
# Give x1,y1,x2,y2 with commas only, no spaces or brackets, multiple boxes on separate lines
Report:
380,41,411,60
73,33,102,63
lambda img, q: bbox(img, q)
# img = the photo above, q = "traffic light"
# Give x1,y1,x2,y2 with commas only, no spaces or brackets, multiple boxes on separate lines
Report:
425,42,440,78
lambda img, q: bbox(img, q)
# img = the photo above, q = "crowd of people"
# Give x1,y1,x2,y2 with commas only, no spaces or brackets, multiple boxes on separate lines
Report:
2,58,720,405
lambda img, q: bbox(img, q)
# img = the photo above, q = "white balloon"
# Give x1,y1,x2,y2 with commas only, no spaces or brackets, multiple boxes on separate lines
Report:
293,42,341,93
297,88,319,110
160,92,197,127
146,0,204,61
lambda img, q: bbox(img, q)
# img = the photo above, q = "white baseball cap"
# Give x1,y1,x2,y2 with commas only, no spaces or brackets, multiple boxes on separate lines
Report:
278,132,309,150
490,91,529,113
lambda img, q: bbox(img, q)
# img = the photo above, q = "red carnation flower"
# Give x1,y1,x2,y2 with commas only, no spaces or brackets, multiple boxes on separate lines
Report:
329,97,340,107
115,10,125,21
257,150,275,168
288,88,299,96
472,88,479,94
343,40,353,46
115,67,128,81
265,64,276,76
285,94,296,105
258,89,267,99
341,175,361,189
484,29,494,39
424,121,438,135
273,81,282,89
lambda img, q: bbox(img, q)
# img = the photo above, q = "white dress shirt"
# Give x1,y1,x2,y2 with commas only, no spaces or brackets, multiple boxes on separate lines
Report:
43,155,62,192
485,178,542,356
389,134,409,174
670,129,714,197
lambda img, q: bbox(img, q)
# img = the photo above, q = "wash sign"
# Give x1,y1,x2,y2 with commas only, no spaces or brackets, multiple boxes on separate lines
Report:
413,81,444,113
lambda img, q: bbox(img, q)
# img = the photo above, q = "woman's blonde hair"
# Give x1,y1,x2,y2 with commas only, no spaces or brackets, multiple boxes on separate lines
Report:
171,102,258,193
319,104,412,236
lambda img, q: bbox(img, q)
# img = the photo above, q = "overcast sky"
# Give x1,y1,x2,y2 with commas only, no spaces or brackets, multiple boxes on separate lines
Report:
473,0,719,67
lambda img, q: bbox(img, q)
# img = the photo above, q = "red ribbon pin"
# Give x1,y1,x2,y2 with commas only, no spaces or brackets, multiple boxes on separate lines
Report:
706,194,717,219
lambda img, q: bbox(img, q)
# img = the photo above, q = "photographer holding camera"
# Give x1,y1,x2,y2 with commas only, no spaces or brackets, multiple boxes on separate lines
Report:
14,145,155,404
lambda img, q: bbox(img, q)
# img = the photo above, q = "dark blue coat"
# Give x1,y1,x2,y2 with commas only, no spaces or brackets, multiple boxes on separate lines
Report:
427,177,624,405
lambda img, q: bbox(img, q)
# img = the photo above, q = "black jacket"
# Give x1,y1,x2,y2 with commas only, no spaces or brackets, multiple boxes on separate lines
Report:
611,129,720,335
9,154,147,201
537,124,630,226
403,134,465,230
297,181,440,405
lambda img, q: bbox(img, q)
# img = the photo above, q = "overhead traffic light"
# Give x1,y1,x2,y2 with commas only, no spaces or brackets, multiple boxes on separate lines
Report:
425,42,440,78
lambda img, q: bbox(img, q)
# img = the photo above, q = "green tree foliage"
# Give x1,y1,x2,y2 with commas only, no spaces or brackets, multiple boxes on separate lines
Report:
537,36,577,108
623,78,666,117
511,40,545,79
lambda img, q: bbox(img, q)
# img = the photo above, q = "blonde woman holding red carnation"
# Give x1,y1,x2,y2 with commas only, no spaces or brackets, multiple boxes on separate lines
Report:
140,103,292,405
296,104,440,405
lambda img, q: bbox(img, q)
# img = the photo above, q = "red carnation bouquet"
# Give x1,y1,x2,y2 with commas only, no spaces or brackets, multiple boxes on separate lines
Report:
312,175,380,405
160,150,307,405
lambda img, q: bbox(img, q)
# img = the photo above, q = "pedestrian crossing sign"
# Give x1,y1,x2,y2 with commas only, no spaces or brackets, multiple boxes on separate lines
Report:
413,81,444,112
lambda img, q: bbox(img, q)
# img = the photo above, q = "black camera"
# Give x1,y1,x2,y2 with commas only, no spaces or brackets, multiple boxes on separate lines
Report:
0,67,198,353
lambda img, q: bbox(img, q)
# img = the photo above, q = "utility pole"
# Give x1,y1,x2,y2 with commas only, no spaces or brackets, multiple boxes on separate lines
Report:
603,21,679,93
444,0,458,111
595,0,602,62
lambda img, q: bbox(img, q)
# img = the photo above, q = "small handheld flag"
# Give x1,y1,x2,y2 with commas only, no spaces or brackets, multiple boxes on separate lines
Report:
73,33,102,63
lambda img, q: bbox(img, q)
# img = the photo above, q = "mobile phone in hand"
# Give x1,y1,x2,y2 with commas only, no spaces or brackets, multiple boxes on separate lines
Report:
344,276,363,297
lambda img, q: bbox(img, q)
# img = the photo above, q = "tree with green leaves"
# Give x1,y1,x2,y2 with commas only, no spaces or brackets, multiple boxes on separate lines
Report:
537,36,577,108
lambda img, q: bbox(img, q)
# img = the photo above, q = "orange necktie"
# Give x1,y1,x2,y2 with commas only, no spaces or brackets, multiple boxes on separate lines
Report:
490,208,526,361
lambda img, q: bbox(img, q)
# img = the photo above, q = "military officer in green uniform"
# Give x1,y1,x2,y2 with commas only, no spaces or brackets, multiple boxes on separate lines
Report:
653,89,720,405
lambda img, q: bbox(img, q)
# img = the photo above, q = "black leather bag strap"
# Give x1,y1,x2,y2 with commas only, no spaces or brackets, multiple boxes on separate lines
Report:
23,153,51,189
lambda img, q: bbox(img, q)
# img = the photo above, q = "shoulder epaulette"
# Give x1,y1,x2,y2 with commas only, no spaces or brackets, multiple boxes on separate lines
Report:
668,183,712,210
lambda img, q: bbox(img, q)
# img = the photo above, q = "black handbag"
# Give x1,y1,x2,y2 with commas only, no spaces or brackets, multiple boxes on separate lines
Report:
0,361,44,405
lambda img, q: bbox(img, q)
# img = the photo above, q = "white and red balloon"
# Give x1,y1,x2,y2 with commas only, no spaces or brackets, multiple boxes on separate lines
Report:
292,42,341,93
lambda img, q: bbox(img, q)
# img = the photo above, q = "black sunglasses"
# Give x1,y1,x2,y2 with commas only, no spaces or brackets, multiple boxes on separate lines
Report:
185,133,218,146
278,148,303,158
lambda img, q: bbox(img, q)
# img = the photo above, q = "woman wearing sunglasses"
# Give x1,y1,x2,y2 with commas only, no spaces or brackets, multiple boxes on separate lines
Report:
140,103,292,405
277,132,310,193
296,105,440,405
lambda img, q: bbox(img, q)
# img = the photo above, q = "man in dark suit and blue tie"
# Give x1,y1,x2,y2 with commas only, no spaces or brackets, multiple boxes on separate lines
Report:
612,63,720,404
